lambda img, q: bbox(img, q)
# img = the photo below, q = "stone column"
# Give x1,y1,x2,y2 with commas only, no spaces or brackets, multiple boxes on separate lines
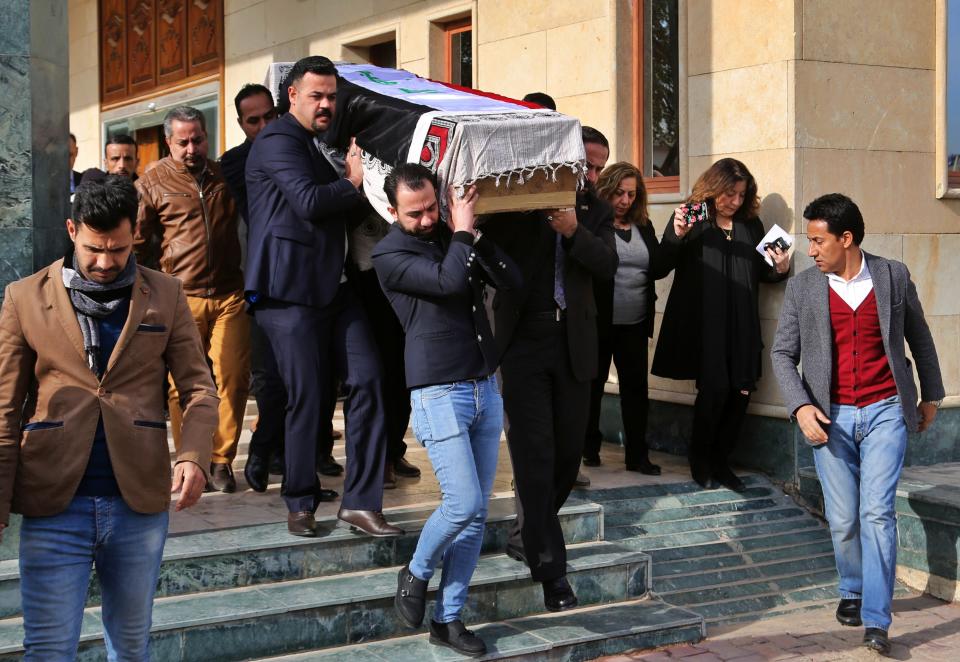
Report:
0,0,69,560
0,0,70,296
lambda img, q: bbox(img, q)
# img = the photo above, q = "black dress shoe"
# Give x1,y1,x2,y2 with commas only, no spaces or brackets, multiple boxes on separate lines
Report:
429,619,487,657
505,543,527,564
393,456,421,478
395,564,428,628
582,455,601,467
287,511,317,537
693,473,720,490
836,598,862,626
338,508,404,537
627,458,661,475
244,454,270,492
209,463,236,493
542,576,578,612
573,471,591,488
713,467,746,493
317,488,339,502
863,627,890,655
318,455,344,477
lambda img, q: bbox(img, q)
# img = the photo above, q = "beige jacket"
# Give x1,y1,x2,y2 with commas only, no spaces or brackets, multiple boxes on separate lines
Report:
0,260,219,523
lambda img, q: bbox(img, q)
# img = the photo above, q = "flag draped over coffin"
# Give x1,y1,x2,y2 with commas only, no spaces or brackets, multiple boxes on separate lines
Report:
267,63,586,222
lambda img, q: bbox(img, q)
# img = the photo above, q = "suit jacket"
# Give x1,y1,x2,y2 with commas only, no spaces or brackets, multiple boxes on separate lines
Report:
483,190,619,382
771,252,944,433
0,260,219,523
245,113,362,308
372,225,522,389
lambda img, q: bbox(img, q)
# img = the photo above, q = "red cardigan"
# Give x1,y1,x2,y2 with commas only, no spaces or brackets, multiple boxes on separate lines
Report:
829,288,898,407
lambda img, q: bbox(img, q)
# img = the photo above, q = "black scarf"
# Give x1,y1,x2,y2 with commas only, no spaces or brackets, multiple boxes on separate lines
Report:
61,251,137,375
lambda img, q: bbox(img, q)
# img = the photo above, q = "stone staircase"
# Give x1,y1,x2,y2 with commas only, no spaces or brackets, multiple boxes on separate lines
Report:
0,494,703,660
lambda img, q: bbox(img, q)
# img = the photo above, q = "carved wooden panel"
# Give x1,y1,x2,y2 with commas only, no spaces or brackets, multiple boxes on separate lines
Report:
99,0,222,105
127,0,155,93
187,0,221,76
101,0,127,103
157,0,187,84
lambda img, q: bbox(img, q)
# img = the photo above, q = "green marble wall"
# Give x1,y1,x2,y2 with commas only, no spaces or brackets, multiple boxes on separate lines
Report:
0,0,70,297
0,0,70,560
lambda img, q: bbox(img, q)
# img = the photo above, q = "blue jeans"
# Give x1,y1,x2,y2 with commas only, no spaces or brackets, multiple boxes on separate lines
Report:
19,496,169,661
813,395,907,631
408,375,502,623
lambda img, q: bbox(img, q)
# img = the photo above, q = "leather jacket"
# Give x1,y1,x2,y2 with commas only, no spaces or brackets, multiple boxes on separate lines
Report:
135,156,243,297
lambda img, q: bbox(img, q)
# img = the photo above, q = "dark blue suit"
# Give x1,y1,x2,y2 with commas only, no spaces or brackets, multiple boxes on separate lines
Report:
245,112,387,513
371,226,522,388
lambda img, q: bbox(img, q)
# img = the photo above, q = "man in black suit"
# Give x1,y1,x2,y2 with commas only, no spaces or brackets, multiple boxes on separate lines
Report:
482,128,618,611
69,133,82,196
245,55,401,538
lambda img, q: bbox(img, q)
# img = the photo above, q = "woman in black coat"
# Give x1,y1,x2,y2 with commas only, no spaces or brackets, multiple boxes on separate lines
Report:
651,158,790,491
583,162,666,475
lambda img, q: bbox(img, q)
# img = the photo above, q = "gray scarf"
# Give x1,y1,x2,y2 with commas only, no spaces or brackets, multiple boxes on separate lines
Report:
61,253,137,375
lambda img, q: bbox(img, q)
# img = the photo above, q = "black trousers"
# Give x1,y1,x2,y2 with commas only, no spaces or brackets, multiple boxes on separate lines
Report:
501,318,589,582
584,321,650,466
690,386,751,481
254,285,387,513
248,318,336,461
352,268,410,463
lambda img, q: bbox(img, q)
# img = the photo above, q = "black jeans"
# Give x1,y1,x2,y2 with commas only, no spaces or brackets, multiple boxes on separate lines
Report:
584,321,650,466
690,386,751,481
501,318,589,582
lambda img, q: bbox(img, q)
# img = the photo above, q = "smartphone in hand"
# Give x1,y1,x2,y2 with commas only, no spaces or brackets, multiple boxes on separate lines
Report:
682,201,709,225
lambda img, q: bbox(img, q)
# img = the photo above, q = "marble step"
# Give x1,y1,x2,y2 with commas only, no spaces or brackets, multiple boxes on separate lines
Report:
0,497,602,618
256,598,704,661
0,540,651,661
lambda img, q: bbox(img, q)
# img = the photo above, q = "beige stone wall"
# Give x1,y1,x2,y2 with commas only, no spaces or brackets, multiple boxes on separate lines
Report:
68,0,101,172
223,0,620,155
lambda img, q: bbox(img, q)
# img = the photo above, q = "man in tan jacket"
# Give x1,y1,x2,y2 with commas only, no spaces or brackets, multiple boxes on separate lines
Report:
136,105,249,492
0,176,218,659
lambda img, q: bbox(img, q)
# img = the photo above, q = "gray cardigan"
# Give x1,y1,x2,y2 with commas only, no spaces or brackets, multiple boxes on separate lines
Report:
771,251,944,433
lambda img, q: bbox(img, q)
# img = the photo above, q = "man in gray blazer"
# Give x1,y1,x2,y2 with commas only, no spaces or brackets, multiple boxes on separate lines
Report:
772,193,944,656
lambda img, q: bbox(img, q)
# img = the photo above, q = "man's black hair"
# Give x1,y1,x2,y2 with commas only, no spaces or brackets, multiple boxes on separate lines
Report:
69,133,77,142
234,83,275,118
803,193,865,246
582,125,609,150
287,56,338,88
523,92,556,110
105,133,137,149
384,163,438,208
71,175,139,232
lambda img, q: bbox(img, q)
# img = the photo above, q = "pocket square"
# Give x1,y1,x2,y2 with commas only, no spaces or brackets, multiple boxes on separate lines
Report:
137,323,167,333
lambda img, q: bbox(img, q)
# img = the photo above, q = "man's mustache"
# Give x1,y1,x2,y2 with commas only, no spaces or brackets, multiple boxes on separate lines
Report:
315,110,332,119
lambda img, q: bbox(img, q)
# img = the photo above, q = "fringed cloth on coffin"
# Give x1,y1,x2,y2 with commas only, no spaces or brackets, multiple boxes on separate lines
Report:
265,63,586,222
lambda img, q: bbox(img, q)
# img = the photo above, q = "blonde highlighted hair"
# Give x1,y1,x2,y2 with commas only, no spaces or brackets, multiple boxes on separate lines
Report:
596,162,649,227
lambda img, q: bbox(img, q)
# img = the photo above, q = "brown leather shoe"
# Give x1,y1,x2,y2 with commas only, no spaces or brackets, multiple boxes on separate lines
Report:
384,463,398,490
287,511,317,537
338,508,404,537
393,456,421,478
209,462,237,493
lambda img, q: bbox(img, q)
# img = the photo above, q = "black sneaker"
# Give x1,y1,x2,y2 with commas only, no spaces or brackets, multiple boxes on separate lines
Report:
429,619,487,657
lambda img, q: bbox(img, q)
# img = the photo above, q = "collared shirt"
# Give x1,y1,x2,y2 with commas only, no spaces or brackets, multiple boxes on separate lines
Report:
826,255,872,311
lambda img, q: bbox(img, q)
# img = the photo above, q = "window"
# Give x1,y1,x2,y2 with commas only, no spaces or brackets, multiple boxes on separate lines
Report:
948,0,960,189
444,19,472,87
369,41,397,69
634,0,680,193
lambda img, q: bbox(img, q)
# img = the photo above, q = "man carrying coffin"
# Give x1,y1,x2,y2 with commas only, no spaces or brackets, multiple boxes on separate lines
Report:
373,164,520,656
482,127,619,612
245,55,401,538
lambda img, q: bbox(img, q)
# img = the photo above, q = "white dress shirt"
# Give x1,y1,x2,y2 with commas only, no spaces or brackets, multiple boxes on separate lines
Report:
826,254,873,310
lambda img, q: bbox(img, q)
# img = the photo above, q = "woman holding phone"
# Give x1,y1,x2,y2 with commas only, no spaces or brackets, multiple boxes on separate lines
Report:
652,158,790,491
583,162,665,475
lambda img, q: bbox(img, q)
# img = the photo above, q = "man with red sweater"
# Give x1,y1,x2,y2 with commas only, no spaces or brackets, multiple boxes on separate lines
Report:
772,193,944,656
